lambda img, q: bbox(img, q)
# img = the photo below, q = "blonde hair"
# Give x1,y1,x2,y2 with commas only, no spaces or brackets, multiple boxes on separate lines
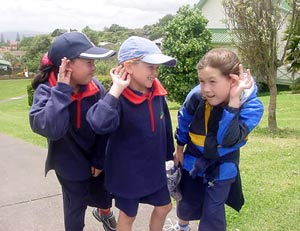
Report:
196,48,240,76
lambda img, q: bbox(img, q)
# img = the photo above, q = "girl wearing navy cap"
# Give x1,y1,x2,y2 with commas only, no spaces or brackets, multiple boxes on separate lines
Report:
29,32,116,231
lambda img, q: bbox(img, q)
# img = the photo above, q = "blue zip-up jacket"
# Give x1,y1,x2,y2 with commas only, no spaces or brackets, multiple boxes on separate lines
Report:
29,72,108,181
176,82,263,211
87,79,174,198
176,83,263,181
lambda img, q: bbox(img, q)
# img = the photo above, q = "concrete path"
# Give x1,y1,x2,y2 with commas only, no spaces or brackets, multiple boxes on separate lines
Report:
0,133,198,231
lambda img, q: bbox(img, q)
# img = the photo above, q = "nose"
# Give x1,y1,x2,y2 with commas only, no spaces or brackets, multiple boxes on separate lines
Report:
201,83,210,93
91,62,96,71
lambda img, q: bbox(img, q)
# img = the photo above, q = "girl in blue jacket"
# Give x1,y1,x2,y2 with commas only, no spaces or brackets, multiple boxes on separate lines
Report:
29,32,116,231
171,48,264,231
87,36,176,231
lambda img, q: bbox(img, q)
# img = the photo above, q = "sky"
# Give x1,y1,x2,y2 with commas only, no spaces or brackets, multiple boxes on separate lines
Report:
1,0,199,33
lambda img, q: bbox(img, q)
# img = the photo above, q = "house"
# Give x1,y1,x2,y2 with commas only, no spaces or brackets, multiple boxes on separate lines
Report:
0,59,12,75
197,0,298,84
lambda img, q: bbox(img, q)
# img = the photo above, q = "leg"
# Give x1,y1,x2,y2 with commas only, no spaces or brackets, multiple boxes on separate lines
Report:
149,203,172,231
117,210,136,231
199,179,235,231
176,169,205,230
57,174,89,231
115,196,140,231
89,172,116,230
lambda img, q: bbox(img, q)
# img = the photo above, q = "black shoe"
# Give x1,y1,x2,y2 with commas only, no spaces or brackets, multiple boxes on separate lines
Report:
92,208,117,231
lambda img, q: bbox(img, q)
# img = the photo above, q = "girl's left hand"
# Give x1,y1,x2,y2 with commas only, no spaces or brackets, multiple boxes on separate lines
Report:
91,166,103,177
229,64,253,107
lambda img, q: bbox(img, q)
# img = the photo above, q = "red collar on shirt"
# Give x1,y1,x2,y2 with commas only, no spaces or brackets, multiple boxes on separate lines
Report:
122,79,167,104
48,71,99,102
48,71,99,129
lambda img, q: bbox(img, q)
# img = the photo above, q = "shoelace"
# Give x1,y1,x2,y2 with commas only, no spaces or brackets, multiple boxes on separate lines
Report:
163,218,179,231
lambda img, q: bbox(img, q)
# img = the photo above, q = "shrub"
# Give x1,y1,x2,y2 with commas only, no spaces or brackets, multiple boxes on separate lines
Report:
97,76,112,90
290,77,300,94
27,84,34,106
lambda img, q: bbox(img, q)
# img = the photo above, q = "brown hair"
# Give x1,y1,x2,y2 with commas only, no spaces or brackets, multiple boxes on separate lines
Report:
196,48,240,76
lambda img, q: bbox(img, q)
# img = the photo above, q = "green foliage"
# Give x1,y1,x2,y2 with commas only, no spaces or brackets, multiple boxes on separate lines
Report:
2,52,21,69
82,26,103,45
95,55,117,76
290,77,300,93
20,35,53,72
27,84,34,106
143,14,174,40
98,76,112,90
283,1,300,73
51,28,68,37
160,5,212,104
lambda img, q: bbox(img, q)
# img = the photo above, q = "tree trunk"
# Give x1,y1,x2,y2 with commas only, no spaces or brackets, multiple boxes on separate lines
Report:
268,73,278,131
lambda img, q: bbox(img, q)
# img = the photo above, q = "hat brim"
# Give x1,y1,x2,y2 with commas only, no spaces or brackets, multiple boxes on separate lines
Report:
141,54,177,67
79,47,116,59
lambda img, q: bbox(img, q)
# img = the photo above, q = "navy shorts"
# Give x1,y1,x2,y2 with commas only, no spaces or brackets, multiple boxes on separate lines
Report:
176,169,205,221
115,185,171,217
177,169,235,223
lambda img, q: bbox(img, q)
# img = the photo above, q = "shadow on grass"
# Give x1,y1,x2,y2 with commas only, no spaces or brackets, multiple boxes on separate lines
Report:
253,126,300,138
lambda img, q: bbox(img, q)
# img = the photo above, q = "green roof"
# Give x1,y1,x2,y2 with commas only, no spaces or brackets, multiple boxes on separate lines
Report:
209,28,232,44
0,60,11,66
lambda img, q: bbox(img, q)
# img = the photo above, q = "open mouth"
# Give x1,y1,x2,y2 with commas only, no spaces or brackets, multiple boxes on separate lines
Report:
206,95,215,99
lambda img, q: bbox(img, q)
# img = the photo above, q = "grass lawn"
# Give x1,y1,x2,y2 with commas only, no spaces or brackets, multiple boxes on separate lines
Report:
0,79,300,230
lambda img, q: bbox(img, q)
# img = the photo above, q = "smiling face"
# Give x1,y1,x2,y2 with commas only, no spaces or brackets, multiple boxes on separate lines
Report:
124,60,159,93
198,66,232,106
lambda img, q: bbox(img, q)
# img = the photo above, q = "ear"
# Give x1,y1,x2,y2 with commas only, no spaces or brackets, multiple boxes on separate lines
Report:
123,62,134,74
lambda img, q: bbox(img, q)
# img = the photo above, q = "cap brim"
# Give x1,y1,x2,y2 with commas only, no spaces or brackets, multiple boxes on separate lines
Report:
79,47,116,59
141,54,177,67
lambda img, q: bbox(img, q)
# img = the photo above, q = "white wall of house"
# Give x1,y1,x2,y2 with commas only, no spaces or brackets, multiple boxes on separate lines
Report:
201,0,226,29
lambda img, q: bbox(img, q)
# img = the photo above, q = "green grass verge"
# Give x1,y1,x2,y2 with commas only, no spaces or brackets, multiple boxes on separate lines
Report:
0,79,300,230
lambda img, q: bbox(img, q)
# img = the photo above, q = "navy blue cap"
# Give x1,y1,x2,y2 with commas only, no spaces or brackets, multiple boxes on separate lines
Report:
118,36,176,67
48,32,115,67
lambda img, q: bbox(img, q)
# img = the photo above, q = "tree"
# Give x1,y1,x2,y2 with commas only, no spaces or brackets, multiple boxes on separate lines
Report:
82,26,102,45
159,5,212,104
144,14,174,40
222,0,298,131
284,0,300,74
20,35,52,72
51,28,68,37
16,32,20,42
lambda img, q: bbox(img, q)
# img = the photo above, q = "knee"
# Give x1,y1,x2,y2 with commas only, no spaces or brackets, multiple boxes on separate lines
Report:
155,203,172,216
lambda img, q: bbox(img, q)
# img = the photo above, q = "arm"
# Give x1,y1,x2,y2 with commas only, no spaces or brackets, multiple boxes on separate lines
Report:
29,83,72,140
217,66,264,147
217,94,264,147
174,85,201,164
86,66,130,134
163,98,175,161
29,58,74,140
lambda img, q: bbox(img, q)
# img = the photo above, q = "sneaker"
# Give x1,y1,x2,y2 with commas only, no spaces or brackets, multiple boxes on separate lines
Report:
163,218,191,231
92,208,117,231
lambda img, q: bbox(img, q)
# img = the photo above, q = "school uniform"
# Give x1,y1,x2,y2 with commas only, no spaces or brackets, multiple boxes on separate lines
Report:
87,79,174,217
175,83,264,231
29,74,112,231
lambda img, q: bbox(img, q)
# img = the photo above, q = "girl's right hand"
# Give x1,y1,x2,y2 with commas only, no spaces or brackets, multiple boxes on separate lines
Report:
57,57,72,85
108,66,131,98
